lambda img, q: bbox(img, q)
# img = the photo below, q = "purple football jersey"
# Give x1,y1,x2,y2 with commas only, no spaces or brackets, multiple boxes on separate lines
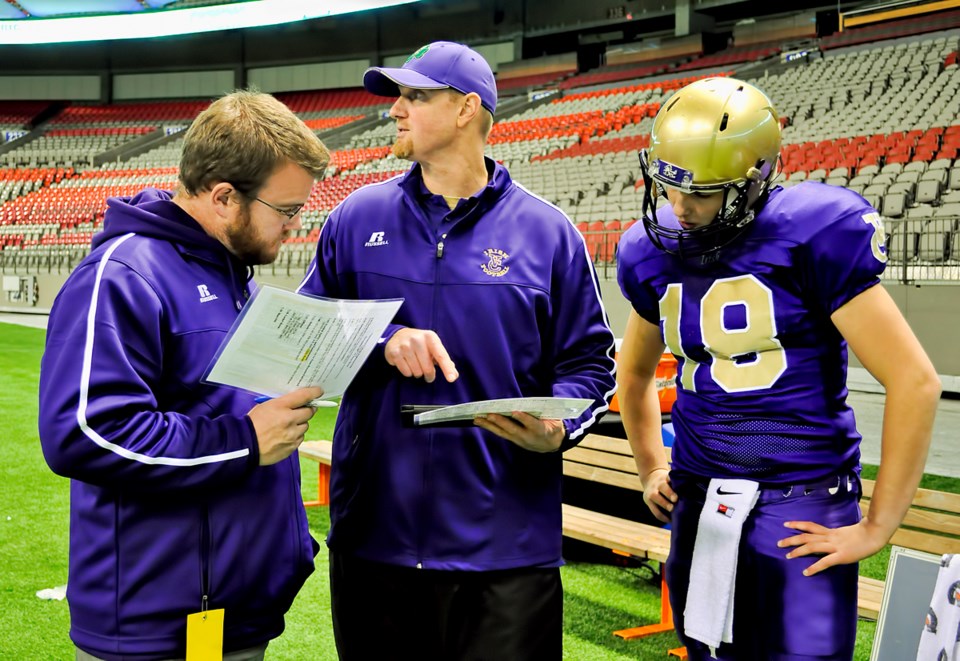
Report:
618,182,887,485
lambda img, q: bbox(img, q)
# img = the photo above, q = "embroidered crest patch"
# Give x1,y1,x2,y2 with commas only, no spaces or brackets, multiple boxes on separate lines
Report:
481,248,510,277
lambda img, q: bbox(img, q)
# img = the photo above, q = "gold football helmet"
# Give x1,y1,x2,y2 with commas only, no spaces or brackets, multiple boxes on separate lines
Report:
639,77,781,258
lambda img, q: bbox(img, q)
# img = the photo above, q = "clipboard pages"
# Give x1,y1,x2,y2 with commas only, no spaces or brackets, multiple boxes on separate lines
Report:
203,285,403,402
412,397,592,426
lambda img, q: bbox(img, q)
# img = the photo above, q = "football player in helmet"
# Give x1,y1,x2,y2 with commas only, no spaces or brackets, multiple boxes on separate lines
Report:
616,77,940,660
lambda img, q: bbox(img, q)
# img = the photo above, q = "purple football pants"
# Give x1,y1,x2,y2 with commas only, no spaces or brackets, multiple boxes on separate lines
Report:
666,473,861,661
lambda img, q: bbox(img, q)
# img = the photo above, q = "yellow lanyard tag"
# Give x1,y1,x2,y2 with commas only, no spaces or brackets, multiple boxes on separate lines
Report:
186,608,224,661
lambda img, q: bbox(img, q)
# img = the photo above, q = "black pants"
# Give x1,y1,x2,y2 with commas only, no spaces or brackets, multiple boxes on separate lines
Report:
330,551,563,661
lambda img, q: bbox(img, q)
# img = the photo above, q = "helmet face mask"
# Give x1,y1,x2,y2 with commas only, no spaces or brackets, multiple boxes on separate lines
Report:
638,77,782,260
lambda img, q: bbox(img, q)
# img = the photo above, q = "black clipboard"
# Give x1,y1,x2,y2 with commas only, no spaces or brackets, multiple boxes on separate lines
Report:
400,404,476,428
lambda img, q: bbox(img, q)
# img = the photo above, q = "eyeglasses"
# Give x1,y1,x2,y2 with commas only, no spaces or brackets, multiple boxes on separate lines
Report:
254,197,304,221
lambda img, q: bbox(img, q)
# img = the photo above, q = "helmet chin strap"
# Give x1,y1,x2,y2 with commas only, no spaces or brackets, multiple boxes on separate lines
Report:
637,150,777,260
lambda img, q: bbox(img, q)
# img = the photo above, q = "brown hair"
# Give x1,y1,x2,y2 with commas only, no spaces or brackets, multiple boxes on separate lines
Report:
178,89,330,196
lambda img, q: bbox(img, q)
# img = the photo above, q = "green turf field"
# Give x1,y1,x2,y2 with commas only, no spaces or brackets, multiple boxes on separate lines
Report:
1,320,952,659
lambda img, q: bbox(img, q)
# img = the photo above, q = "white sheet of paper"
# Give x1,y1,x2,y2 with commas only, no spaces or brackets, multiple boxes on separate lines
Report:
205,285,402,401
414,397,592,425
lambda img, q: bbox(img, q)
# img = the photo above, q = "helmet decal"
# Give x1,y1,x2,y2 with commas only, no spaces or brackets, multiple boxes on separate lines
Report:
652,159,695,190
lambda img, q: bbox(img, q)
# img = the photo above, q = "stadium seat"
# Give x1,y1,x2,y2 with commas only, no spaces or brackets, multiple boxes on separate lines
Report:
937,202,960,218
871,173,896,185
919,226,950,262
886,219,920,263
921,169,949,185
916,179,943,205
882,192,907,218
949,169,960,190
887,181,916,204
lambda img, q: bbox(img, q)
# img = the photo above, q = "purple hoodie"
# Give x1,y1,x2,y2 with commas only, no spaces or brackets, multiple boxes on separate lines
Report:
38,189,317,659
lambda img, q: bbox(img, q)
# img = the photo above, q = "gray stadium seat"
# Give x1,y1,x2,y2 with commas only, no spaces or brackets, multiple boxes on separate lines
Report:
921,169,948,185
863,183,889,198
887,181,916,204
936,202,960,219
871,173,896,185
882,192,906,218
886,219,918,263
949,168,960,191
906,206,935,220
915,179,942,205
919,226,949,262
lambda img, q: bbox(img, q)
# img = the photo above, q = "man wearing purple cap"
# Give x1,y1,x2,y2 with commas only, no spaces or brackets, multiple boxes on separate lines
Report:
298,41,617,659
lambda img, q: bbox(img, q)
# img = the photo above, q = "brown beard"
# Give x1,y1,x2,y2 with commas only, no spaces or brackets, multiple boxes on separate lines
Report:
392,135,413,160
225,202,275,266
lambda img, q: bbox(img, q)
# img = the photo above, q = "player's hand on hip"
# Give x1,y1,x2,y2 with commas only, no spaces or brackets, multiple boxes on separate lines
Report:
777,518,889,576
249,386,324,466
473,411,566,452
642,468,675,524
385,328,459,383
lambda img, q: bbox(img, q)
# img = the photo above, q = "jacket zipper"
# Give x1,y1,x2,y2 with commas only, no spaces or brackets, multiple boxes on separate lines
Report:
200,506,211,611
416,231,449,569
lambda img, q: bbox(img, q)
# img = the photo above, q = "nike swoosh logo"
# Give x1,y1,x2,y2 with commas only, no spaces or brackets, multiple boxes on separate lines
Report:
716,487,742,495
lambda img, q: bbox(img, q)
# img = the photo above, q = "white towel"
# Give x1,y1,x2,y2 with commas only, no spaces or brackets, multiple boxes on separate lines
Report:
683,478,760,656
916,554,960,661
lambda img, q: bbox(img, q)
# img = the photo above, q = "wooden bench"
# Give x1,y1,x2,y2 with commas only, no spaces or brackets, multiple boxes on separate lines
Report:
856,479,960,617
298,440,333,507
561,434,960,628
297,435,960,631
562,434,687,657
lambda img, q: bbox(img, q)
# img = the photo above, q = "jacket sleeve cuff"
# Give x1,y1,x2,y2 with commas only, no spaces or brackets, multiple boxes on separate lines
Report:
239,414,260,470
379,323,406,355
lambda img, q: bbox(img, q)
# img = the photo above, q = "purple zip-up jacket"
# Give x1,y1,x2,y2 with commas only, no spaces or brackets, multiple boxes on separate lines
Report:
298,159,617,570
38,189,318,660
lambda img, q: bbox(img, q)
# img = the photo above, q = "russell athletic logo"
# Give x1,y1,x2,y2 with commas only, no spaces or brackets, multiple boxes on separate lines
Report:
197,284,218,303
365,231,389,247
480,248,510,277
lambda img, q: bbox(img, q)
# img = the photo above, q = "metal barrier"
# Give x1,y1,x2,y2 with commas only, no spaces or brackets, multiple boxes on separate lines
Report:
4,216,960,284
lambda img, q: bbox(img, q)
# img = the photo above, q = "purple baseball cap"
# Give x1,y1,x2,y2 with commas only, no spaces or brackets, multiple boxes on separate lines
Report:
363,41,497,116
